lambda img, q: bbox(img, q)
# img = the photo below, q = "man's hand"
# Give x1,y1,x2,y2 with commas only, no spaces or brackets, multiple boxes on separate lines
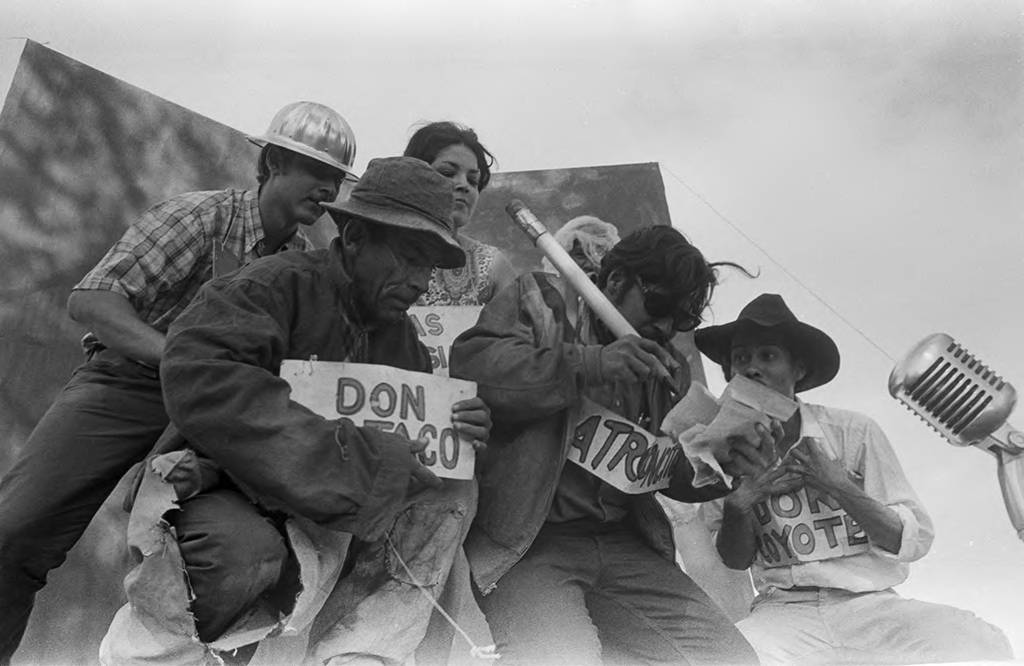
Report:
408,438,442,490
599,335,680,385
726,464,804,512
710,419,785,478
451,397,491,451
786,437,857,494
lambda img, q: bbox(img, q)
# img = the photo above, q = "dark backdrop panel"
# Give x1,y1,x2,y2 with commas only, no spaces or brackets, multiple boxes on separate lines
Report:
468,162,671,272
0,40,264,665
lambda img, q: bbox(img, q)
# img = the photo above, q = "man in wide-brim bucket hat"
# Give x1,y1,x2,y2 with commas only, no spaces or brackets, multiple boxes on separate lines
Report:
698,293,1012,665
322,155,466,271
100,155,491,665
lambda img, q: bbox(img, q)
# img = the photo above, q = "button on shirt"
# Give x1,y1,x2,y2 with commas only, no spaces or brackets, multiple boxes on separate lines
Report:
73,189,312,348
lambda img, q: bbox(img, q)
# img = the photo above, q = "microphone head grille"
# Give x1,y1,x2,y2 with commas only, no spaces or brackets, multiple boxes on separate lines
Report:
889,333,1017,446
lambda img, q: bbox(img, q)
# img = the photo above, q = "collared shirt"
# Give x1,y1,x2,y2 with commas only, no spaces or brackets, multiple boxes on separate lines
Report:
73,189,312,346
706,401,934,594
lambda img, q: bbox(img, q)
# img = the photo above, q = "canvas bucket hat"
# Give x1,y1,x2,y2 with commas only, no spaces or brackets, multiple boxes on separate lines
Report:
695,293,840,392
322,156,466,269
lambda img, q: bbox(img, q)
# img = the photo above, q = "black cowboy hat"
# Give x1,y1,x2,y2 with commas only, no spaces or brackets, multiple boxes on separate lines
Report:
694,293,840,392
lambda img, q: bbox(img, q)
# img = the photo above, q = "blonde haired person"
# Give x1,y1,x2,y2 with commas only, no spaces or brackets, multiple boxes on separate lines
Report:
542,215,621,281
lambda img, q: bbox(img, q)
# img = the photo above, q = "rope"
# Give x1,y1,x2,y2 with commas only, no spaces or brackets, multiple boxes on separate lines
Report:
661,165,896,363
385,535,500,661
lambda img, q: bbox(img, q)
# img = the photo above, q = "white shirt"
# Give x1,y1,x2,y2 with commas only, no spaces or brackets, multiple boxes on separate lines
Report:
706,401,934,594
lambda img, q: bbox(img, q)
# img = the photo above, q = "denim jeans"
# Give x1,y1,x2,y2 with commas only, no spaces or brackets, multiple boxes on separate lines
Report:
738,586,1013,664
0,350,168,663
477,521,757,666
171,488,292,642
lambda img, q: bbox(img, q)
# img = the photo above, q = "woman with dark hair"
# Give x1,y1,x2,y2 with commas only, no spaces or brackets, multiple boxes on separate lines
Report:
404,121,516,305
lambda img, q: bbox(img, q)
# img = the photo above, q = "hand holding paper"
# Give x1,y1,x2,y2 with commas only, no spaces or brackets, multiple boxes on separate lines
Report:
450,396,491,451
407,439,443,490
661,375,798,487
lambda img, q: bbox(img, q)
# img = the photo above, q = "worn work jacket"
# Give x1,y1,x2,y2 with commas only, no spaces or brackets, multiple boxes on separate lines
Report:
450,272,729,594
102,242,460,664
161,240,431,538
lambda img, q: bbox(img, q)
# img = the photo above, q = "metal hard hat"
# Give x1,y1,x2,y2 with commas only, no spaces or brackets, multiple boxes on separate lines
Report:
248,101,358,178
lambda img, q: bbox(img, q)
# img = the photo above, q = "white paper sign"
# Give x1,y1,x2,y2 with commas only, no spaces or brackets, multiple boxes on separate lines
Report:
407,306,482,377
567,398,682,494
281,360,477,480
750,478,870,567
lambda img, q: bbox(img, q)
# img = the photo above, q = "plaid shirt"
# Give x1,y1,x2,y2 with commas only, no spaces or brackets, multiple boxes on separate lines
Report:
74,189,312,348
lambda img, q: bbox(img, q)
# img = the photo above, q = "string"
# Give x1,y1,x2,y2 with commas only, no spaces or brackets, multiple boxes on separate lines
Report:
661,165,895,363
385,536,500,661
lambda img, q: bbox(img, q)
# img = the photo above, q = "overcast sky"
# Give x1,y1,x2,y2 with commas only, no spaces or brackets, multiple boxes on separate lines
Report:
4,0,1023,655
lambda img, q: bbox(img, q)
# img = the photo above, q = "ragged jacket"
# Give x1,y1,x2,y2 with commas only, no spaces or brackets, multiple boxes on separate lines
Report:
450,272,729,593
161,240,430,541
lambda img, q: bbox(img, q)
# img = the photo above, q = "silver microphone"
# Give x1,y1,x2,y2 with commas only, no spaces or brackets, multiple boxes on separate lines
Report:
889,333,1024,540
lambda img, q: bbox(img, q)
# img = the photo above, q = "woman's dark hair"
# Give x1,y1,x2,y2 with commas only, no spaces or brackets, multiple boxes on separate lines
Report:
403,121,495,191
597,225,753,329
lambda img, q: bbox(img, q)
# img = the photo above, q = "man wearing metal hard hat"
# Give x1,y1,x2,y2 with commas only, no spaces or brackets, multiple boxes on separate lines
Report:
699,293,1012,664
100,157,491,665
0,101,357,661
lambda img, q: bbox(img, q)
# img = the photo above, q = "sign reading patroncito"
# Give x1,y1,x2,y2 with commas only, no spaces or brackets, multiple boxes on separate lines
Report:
568,398,682,494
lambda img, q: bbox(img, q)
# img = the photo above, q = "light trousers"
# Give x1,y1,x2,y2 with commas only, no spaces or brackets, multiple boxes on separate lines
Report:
738,586,1013,664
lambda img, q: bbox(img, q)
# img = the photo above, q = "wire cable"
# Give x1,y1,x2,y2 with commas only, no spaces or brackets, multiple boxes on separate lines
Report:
386,536,500,661
661,165,895,363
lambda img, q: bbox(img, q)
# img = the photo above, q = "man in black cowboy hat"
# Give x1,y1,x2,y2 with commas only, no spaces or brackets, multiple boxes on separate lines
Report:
100,156,492,664
698,293,1012,665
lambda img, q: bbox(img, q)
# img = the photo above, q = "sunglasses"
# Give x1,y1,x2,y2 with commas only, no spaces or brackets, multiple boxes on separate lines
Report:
636,277,702,332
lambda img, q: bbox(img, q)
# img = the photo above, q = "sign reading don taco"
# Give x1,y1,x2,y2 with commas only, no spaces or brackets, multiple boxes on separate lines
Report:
280,360,477,480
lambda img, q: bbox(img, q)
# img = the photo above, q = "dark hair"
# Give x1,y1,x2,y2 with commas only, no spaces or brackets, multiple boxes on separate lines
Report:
403,121,495,191
597,226,753,329
256,144,296,186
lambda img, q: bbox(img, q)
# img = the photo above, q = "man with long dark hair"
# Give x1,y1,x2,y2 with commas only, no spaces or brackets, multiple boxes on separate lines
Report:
451,225,762,665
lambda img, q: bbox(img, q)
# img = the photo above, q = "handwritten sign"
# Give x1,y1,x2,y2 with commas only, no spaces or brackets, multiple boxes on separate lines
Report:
407,306,482,377
751,473,869,567
281,360,477,480
567,398,682,494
